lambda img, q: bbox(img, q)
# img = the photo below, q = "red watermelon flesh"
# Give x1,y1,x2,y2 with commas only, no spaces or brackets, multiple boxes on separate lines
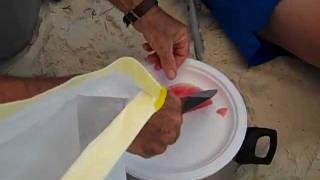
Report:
216,107,228,117
169,83,213,112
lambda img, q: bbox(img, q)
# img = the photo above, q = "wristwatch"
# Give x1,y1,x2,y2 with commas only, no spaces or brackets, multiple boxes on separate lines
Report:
123,0,159,27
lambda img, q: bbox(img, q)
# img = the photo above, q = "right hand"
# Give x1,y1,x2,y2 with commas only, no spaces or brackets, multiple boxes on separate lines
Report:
127,92,182,158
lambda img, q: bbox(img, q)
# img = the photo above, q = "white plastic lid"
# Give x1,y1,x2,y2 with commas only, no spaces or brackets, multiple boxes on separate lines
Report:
124,59,247,180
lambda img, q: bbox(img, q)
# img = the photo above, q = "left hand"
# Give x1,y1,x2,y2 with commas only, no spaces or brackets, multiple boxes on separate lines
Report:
134,7,190,80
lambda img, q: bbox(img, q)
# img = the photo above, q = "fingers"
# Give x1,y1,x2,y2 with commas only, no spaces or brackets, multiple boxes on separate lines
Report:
143,42,178,79
141,124,180,158
158,127,180,145
154,112,182,145
142,142,167,158
145,53,161,70
174,46,189,68
174,36,190,67
143,43,161,70
142,43,153,52
143,38,189,76
130,126,179,158
128,90,183,158
158,47,177,80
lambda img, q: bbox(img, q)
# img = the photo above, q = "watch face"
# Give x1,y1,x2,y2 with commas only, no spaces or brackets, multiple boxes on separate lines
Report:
123,12,139,26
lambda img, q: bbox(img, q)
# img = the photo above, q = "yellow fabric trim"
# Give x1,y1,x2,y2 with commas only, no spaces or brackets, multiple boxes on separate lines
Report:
154,87,167,111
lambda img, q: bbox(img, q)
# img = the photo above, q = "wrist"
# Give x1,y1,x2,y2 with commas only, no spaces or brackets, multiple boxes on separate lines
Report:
133,6,163,33
25,76,73,97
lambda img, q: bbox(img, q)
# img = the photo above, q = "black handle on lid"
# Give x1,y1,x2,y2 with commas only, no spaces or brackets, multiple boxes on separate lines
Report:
235,127,277,165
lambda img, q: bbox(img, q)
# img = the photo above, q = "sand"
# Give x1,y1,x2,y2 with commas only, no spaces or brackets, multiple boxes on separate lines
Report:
1,0,319,179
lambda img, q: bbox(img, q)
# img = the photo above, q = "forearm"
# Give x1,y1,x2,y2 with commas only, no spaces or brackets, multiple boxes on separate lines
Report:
108,0,143,12
0,76,72,103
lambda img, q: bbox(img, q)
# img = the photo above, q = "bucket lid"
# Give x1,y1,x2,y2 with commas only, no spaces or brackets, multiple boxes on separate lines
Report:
124,59,247,180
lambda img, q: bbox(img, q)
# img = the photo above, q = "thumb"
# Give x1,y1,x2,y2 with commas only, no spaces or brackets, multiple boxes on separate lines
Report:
159,48,177,80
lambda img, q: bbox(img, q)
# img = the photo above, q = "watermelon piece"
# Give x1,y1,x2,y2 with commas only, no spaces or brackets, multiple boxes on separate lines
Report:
216,107,228,117
169,83,213,112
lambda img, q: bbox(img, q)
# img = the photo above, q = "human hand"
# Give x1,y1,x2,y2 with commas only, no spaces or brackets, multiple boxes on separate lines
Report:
127,92,182,158
134,7,190,80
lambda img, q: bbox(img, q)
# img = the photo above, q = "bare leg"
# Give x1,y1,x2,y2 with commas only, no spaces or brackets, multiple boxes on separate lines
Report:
259,0,320,67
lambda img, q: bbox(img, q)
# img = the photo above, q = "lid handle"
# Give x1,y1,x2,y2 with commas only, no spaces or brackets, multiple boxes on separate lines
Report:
235,127,277,165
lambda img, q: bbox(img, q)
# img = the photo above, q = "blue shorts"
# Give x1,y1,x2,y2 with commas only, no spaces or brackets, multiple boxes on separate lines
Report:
202,0,283,66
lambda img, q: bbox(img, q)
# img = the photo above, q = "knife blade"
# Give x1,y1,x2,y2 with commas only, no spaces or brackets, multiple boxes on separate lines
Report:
181,89,218,114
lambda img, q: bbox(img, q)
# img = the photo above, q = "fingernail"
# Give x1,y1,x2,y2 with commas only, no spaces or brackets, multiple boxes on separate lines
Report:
168,70,176,79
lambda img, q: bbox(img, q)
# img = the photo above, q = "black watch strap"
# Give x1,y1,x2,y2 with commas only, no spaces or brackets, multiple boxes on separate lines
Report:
123,0,158,27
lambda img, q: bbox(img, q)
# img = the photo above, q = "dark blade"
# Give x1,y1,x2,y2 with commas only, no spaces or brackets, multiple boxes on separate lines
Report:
181,89,218,114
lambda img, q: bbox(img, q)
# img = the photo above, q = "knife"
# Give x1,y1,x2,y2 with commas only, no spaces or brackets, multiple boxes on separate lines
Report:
181,89,218,114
